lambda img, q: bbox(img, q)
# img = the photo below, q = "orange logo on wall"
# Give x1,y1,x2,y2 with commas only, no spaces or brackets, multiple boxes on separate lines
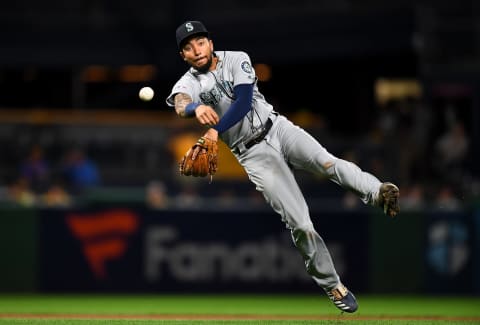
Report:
66,209,139,279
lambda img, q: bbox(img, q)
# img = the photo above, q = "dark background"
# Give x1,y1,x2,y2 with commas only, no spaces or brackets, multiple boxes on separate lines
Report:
0,1,478,136
0,1,469,111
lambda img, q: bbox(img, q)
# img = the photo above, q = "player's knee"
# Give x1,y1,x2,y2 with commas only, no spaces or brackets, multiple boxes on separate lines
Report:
291,224,315,242
322,161,334,170
324,159,360,181
323,161,337,177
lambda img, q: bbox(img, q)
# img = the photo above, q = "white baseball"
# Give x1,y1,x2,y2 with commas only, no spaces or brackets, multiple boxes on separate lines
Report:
139,87,154,101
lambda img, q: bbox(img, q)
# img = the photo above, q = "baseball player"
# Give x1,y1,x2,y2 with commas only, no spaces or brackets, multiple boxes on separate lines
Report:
166,20,400,313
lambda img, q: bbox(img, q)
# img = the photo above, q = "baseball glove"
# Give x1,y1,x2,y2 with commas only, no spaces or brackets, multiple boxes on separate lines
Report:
179,136,218,180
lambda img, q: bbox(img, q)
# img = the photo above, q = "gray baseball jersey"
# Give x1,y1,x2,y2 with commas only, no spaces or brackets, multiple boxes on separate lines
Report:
167,51,273,148
167,50,382,291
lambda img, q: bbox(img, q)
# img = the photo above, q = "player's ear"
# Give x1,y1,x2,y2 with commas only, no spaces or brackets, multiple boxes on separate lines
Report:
179,52,186,61
209,39,214,51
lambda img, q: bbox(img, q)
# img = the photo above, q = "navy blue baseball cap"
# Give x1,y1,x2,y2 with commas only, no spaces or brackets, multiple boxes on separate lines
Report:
176,21,209,49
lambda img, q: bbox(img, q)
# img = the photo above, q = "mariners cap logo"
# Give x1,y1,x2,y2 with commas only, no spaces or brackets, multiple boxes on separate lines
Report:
176,21,209,48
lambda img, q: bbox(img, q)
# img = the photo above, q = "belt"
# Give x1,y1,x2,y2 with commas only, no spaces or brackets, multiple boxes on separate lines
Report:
233,118,273,155
244,118,273,149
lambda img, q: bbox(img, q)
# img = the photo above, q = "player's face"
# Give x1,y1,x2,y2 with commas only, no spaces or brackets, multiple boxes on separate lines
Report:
180,36,215,73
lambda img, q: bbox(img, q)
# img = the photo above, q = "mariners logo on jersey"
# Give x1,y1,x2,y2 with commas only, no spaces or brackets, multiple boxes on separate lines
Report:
199,77,234,107
200,87,221,106
241,61,253,74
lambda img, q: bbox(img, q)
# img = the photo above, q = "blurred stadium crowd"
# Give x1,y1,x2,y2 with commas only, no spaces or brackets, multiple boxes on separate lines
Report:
0,92,476,212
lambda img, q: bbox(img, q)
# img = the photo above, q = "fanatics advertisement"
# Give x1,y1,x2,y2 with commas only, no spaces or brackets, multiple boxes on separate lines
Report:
38,208,369,293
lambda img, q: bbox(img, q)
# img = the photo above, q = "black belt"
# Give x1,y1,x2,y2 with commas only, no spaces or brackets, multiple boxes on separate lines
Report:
244,118,273,149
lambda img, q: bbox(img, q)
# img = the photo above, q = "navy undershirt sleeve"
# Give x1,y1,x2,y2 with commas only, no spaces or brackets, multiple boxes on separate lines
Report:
213,83,254,134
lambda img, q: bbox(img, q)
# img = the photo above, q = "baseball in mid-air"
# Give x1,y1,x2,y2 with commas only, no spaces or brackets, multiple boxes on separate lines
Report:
139,86,154,101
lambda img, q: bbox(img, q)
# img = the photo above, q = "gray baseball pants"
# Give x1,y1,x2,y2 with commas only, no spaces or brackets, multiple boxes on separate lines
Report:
233,113,381,291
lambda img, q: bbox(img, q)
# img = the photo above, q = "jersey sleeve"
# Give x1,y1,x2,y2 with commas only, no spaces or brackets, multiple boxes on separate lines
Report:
165,74,198,107
231,52,256,87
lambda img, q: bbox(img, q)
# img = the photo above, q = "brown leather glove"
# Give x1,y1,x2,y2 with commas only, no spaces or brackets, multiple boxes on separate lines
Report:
179,136,218,179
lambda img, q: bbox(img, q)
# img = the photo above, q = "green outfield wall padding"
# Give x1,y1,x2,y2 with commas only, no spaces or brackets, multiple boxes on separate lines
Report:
0,207,37,291
369,210,424,293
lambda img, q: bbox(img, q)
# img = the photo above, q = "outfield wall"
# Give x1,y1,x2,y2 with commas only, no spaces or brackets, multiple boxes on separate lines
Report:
0,206,478,294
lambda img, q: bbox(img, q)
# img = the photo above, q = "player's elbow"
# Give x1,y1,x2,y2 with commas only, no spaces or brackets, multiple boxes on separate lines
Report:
175,108,190,118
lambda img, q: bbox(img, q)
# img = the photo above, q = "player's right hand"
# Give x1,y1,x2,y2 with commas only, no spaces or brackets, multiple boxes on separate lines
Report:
195,105,219,126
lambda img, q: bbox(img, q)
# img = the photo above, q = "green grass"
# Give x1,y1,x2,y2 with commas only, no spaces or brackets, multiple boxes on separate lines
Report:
0,294,479,325
0,321,478,325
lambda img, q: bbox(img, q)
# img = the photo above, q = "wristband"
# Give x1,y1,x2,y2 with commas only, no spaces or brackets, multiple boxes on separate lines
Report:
185,102,200,117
